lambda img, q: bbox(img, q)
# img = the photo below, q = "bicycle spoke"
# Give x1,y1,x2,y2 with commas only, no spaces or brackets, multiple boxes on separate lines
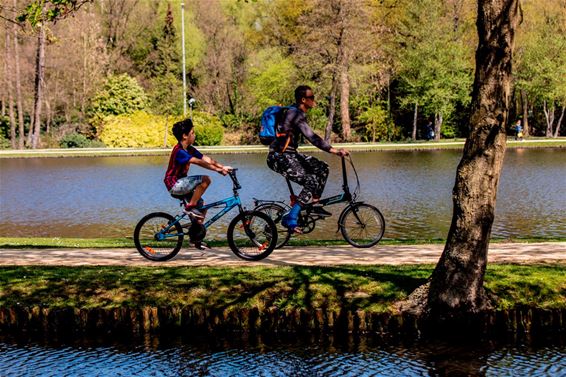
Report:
228,211,277,260
134,213,184,261
340,204,385,248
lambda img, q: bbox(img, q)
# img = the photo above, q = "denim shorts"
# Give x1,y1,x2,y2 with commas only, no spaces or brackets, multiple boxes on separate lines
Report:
169,175,204,196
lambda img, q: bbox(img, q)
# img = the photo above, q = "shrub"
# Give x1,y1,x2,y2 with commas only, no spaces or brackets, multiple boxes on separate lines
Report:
357,105,402,142
441,123,457,139
99,111,223,148
59,133,106,148
192,111,224,146
88,74,148,130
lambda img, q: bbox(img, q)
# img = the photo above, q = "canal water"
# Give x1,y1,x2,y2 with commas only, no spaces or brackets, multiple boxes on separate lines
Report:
1,149,565,240
0,337,566,377
0,334,564,376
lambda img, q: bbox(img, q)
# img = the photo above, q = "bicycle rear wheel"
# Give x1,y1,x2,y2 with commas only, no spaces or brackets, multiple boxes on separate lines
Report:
254,203,291,249
227,210,278,261
134,212,184,261
339,203,385,248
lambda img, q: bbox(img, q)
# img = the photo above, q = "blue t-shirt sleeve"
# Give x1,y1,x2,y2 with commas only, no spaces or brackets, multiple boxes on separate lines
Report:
189,146,203,160
175,146,203,165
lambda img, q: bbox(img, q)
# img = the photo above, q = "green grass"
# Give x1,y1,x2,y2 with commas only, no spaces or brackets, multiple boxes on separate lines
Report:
0,236,563,249
1,264,564,312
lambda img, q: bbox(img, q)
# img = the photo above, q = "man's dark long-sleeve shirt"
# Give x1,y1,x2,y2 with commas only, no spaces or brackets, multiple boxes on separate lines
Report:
269,106,332,154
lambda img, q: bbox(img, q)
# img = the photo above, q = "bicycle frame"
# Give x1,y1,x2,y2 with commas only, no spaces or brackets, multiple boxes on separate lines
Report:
255,156,355,209
160,170,245,239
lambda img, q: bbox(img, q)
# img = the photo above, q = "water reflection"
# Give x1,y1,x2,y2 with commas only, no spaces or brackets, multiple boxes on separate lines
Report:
0,334,564,376
0,149,564,239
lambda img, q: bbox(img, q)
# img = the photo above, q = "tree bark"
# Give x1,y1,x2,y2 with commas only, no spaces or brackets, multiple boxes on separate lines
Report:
13,0,25,149
325,86,337,142
4,27,17,149
520,89,529,137
553,106,564,138
339,60,351,140
543,100,554,137
412,103,418,141
424,0,520,315
434,113,443,141
31,20,46,149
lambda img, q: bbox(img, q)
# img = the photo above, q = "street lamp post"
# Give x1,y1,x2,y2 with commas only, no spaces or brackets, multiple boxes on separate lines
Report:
181,2,187,117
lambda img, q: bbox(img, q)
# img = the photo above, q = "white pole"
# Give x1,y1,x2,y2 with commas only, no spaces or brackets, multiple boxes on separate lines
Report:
181,2,187,117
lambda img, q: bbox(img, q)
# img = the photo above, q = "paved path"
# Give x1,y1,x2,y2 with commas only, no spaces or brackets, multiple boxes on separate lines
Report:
0,242,564,267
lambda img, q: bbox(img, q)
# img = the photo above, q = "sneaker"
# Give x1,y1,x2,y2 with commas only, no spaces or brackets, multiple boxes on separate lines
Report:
311,205,332,217
184,205,204,220
192,241,210,250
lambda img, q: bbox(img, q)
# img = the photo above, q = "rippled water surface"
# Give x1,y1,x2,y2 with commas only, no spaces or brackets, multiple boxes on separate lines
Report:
1,335,564,377
1,149,565,239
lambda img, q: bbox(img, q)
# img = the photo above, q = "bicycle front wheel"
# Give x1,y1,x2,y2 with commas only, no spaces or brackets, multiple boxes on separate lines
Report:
254,203,291,249
227,211,278,261
339,203,385,248
134,212,184,261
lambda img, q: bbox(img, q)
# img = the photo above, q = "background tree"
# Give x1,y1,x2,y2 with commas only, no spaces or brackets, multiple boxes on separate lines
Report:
389,0,474,141
514,0,566,137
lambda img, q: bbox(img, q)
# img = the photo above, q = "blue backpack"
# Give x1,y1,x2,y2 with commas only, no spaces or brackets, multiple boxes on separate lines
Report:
259,105,292,145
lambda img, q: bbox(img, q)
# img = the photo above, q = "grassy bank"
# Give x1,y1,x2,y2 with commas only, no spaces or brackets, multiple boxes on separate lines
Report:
1,236,564,249
1,264,564,312
1,138,564,158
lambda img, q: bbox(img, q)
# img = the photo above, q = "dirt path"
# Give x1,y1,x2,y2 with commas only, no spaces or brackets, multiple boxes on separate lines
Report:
0,242,564,267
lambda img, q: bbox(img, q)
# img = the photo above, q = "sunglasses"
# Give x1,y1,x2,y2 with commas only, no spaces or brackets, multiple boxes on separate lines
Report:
304,95,315,100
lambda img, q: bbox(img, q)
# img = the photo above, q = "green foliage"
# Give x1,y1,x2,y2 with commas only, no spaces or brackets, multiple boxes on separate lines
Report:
440,123,457,139
59,133,105,148
192,112,224,146
98,111,223,148
88,74,148,121
246,48,297,112
393,0,473,123
357,105,401,142
515,2,566,106
17,0,93,27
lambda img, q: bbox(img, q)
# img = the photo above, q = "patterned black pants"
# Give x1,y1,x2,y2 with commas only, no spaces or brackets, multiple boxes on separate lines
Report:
267,152,329,205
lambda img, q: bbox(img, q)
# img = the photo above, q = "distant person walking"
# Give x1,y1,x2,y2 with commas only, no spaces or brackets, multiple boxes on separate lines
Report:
513,119,523,141
425,121,435,141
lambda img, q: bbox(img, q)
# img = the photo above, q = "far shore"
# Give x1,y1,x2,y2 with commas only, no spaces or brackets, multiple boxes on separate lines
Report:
1,138,565,158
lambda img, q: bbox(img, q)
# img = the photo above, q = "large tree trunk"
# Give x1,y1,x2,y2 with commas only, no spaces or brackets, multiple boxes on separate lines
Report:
434,113,443,141
4,28,17,149
339,61,351,140
554,107,564,138
427,0,519,315
13,0,25,149
400,0,520,318
520,89,529,137
325,84,337,142
543,100,554,137
412,103,418,141
31,20,46,149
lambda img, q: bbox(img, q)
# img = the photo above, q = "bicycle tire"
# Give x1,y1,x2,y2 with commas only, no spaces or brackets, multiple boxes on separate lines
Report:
339,203,385,248
254,203,292,249
134,212,184,261
227,210,278,261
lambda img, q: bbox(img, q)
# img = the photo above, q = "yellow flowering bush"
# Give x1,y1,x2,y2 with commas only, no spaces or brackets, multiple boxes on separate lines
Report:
99,111,224,148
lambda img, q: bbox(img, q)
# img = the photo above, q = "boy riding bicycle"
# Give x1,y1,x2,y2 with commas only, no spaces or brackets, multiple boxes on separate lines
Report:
266,85,349,233
164,119,232,221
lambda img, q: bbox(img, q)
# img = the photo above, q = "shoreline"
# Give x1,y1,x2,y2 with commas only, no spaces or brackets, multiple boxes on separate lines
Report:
1,138,564,158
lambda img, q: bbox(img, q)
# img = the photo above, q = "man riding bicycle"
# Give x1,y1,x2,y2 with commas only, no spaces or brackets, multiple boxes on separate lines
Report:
266,85,349,233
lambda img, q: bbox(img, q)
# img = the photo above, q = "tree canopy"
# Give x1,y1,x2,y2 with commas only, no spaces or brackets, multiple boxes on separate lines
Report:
0,0,563,148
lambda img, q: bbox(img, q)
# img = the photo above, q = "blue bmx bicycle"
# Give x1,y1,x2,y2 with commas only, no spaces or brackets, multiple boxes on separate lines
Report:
253,155,385,249
134,169,278,261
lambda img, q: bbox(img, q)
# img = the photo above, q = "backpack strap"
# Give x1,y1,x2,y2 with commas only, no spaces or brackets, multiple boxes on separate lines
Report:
277,106,294,153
